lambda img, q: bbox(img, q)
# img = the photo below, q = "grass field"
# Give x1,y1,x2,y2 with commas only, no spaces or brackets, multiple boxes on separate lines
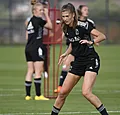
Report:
0,45,120,115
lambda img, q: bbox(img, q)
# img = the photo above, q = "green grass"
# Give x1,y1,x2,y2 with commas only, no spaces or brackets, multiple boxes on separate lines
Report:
0,45,120,115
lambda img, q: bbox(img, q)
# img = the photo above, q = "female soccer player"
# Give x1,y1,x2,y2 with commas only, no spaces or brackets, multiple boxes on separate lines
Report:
25,0,49,77
54,4,99,93
51,3,109,115
25,3,52,100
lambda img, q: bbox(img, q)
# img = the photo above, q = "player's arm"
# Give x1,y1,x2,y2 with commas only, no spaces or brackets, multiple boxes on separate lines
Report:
88,20,100,46
80,30,106,45
92,35,99,46
89,21,106,44
58,43,72,65
44,8,52,30
25,20,28,40
64,43,72,56
25,31,28,40
90,29,106,44
91,24,100,46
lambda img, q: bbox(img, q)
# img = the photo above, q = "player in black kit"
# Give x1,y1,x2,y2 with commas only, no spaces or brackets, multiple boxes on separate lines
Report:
54,4,99,93
51,3,109,115
25,3,52,100
77,5,99,46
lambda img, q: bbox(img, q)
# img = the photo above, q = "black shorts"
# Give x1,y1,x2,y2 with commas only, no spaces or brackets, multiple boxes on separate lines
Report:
25,47,45,62
69,57,100,76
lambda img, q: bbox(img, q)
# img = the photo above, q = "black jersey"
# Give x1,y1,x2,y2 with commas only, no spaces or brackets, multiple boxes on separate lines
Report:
65,24,98,59
78,18,96,41
65,19,95,46
26,16,46,51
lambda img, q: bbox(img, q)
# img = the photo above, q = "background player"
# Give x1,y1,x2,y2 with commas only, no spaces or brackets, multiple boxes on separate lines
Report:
54,34,74,93
51,3,109,115
25,0,49,78
25,3,52,100
54,4,99,93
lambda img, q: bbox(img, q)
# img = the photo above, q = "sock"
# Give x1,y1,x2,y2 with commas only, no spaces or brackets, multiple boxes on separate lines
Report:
51,106,60,115
97,104,109,115
25,81,32,96
34,78,41,96
59,71,67,86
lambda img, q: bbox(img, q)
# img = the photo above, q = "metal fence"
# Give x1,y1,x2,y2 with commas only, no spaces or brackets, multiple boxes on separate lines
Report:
0,0,120,44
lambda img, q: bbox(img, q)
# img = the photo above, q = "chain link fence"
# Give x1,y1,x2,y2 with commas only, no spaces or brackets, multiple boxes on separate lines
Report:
0,0,120,44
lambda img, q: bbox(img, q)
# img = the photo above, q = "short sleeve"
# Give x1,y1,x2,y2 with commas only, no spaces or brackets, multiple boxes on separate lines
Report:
38,18,47,27
88,22,96,33
87,19,96,33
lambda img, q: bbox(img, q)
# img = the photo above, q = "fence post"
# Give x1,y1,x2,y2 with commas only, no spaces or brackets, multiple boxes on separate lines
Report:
9,0,13,44
105,0,109,44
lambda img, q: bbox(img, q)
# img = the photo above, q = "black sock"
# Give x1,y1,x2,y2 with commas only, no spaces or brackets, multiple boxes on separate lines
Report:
25,81,32,96
59,71,67,86
51,106,60,115
34,78,41,96
97,104,109,115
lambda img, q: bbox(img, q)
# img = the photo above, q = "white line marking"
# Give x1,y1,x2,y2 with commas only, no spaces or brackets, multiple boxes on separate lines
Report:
0,111,120,115
0,88,22,91
0,91,120,97
0,88,120,93
0,94,24,96
0,89,120,97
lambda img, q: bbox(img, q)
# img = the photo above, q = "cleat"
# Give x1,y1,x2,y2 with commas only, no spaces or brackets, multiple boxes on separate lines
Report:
54,86,62,93
35,95,49,100
25,96,32,100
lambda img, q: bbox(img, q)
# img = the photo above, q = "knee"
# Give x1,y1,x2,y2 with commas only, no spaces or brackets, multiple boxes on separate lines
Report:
82,90,91,99
27,68,34,74
35,69,43,77
58,89,68,100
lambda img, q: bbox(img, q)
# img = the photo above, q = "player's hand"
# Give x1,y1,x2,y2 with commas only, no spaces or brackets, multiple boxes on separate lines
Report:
80,40,100,46
80,40,93,45
44,8,49,16
58,53,67,65
95,42,99,46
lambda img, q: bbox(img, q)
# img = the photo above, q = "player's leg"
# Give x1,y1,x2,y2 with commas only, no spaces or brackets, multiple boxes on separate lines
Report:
59,54,74,86
32,47,49,100
82,71,109,115
34,61,49,100
25,62,34,100
51,72,81,115
34,61,43,97
54,54,74,93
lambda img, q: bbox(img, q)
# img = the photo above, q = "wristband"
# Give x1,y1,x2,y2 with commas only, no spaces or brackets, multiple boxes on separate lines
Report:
91,40,94,45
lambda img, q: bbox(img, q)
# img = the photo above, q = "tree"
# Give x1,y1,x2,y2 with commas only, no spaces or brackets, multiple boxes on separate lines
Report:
88,0,120,19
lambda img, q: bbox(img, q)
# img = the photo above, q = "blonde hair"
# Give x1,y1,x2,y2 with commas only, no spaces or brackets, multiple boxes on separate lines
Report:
31,0,38,5
32,3,43,14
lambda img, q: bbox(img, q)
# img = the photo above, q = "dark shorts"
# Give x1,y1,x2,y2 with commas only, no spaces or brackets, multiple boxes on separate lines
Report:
69,57,100,77
25,47,45,62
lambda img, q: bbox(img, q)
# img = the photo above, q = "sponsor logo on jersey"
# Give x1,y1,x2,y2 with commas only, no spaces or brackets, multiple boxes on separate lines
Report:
68,36,81,42
78,21,89,30
89,66,93,69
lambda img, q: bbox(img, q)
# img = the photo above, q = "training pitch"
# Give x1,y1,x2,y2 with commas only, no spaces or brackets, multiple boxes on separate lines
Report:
0,45,120,115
